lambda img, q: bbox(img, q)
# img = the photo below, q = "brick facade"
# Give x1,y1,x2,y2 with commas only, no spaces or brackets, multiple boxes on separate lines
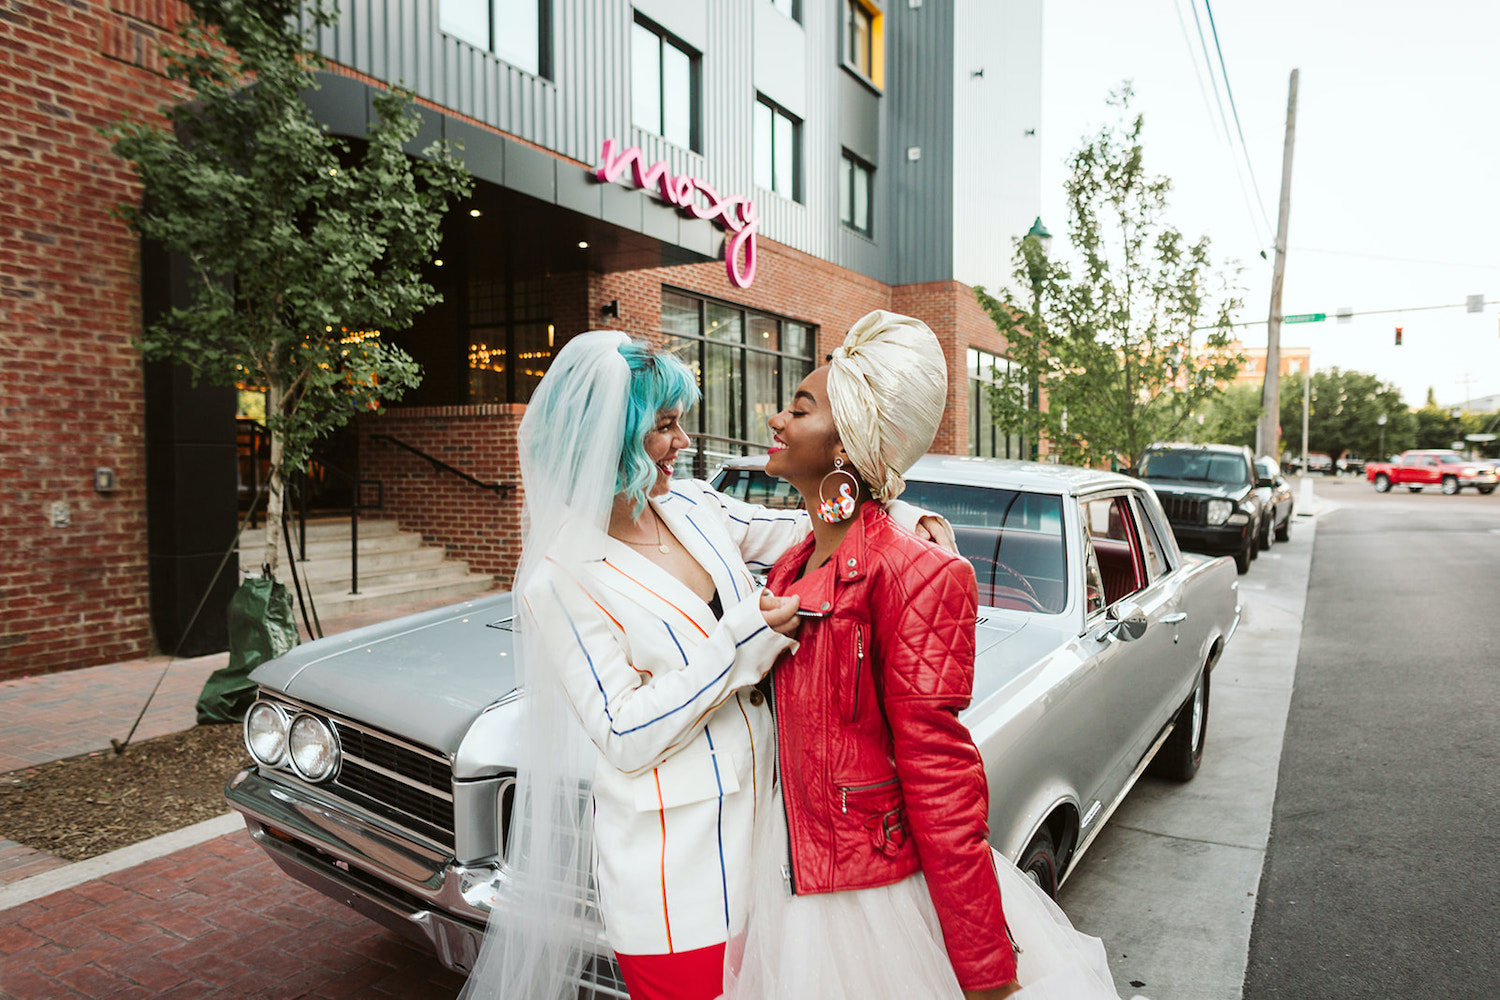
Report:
0,0,191,680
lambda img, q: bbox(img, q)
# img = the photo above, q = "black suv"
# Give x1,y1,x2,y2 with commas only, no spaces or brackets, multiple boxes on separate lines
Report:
1135,443,1270,574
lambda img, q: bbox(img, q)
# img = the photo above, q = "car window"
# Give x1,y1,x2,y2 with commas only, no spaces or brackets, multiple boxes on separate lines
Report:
711,466,803,509
898,481,1067,615
1131,495,1170,580
1079,495,1148,607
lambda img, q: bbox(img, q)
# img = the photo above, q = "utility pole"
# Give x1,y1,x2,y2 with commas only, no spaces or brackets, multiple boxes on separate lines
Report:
1258,68,1299,461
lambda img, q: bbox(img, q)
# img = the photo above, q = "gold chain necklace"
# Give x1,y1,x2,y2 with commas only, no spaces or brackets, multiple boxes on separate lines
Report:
617,509,672,554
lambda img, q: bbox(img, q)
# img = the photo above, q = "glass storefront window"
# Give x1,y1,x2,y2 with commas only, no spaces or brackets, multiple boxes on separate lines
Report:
968,347,1025,459
664,289,816,478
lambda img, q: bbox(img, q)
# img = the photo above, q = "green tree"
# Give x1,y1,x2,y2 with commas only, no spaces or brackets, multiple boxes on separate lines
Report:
976,86,1244,470
1188,382,1260,449
107,0,472,576
1279,369,1411,463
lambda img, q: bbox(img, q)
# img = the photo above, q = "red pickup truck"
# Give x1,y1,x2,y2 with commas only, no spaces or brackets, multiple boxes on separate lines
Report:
1366,450,1498,495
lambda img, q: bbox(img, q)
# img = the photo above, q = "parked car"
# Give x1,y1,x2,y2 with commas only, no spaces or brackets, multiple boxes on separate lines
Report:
1287,452,1333,476
1134,443,1270,574
1366,450,1499,495
225,455,1241,990
1253,457,1295,545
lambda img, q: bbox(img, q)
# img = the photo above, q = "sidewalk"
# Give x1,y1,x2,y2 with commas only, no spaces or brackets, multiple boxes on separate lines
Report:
0,593,488,775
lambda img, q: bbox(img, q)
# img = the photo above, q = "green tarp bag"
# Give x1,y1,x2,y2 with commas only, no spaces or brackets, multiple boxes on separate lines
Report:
196,576,299,724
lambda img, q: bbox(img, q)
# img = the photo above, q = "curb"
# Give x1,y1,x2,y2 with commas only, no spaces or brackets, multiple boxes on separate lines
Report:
0,812,243,912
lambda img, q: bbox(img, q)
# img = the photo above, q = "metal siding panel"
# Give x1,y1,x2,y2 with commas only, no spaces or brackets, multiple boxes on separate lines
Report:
887,0,953,285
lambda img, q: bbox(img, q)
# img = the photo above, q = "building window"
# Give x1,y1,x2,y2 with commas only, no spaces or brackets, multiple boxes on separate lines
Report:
754,96,801,201
467,274,553,405
632,17,699,151
661,289,816,477
843,0,883,87
840,151,873,235
767,0,800,21
439,0,550,78
968,348,1025,460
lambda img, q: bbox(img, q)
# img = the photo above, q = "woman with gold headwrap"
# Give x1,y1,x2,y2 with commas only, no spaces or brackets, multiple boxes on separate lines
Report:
723,311,1145,1000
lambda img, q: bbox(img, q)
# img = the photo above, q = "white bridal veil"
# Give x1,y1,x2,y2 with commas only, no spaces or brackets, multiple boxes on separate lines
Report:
459,330,631,1000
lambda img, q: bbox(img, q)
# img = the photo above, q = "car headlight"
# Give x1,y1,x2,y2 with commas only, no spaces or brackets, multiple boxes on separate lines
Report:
245,700,290,766
1206,499,1233,525
288,713,341,782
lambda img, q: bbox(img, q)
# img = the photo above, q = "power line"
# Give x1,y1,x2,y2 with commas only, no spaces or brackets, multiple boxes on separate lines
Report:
1202,0,1277,239
1185,0,1273,249
1196,295,1500,331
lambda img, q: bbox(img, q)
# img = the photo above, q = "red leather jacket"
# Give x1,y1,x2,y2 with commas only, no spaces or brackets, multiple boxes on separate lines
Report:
767,503,1017,991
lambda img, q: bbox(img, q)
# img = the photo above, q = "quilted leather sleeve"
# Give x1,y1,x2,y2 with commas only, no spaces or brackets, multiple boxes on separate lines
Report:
873,542,1018,990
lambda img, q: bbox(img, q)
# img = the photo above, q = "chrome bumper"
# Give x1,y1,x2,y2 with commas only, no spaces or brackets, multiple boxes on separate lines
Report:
225,767,496,973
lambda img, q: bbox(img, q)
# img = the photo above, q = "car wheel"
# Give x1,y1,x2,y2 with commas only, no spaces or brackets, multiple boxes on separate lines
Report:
1150,669,1209,782
1441,476,1459,495
1234,537,1252,574
1479,486,1496,496
1408,486,1423,493
1374,474,1391,493
1018,827,1060,899
1259,515,1273,551
1275,513,1291,542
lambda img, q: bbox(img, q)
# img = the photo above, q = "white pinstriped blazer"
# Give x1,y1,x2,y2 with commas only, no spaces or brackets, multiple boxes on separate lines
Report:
524,480,808,956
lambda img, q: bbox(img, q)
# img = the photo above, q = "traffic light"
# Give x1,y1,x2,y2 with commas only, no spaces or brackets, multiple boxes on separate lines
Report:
1395,326,1403,346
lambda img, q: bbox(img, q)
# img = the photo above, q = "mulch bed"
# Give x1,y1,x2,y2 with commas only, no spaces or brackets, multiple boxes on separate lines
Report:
0,723,252,862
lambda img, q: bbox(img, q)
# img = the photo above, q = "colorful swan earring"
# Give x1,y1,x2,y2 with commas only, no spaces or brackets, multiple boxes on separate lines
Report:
816,457,860,523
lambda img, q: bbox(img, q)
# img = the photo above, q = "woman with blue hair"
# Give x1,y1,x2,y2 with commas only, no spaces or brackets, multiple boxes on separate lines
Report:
462,331,946,1000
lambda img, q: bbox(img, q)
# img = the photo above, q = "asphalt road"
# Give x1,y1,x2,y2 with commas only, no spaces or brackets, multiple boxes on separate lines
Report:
1243,480,1500,998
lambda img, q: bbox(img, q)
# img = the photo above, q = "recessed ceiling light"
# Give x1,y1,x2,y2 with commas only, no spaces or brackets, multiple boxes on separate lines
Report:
433,259,444,267
577,241,589,249
469,209,482,217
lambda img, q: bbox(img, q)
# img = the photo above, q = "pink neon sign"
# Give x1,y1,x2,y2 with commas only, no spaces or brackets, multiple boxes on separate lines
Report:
594,138,759,289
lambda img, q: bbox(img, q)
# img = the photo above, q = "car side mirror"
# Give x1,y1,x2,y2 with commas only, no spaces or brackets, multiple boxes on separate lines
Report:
1095,600,1147,642
1256,476,1274,488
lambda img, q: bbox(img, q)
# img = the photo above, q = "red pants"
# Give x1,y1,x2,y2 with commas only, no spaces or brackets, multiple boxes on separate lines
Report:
614,942,727,1000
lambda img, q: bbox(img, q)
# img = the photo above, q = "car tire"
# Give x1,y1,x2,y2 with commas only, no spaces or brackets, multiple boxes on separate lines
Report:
1259,515,1273,552
1479,486,1496,496
1374,474,1391,493
1275,513,1291,542
1150,669,1209,782
1234,536,1252,574
1441,476,1459,495
1018,827,1060,899
1408,486,1423,493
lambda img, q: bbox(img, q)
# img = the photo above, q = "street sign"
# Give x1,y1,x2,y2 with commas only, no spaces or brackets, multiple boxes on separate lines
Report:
1283,312,1327,324
1466,433,1497,442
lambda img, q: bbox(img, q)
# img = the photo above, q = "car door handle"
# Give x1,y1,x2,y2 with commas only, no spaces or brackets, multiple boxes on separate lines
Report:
1161,612,1188,624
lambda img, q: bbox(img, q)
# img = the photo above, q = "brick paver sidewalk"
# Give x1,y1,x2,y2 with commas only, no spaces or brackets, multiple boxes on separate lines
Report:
0,831,466,999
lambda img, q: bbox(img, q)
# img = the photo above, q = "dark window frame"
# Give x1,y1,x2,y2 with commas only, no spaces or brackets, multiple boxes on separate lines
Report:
968,346,1025,460
438,0,553,80
841,0,882,89
839,149,874,236
632,15,702,152
660,287,817,478
754,94,803,202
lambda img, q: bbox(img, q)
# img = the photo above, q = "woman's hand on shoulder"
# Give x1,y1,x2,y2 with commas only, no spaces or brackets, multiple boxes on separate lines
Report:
915,514,958,554
963,982,1021,1000
759,588,801,637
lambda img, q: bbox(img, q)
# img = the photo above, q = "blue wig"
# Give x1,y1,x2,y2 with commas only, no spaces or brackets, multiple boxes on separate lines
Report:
617,342,700,517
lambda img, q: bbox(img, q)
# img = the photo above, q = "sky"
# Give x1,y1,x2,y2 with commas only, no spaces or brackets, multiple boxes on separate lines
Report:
1038,0,1500,411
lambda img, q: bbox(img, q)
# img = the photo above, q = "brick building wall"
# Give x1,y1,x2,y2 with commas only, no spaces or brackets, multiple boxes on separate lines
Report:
0,0,191,680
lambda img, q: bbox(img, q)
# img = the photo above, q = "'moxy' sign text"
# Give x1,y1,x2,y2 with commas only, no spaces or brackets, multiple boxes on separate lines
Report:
594,138,758,289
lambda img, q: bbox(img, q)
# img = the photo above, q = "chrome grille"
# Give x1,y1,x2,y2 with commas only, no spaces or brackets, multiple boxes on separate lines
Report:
254,692,456,849
1158,494,1206,525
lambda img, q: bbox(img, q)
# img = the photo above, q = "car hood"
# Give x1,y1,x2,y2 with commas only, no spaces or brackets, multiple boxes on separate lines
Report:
1139,479,1249,502
970,616,1066,705
250,593,518,754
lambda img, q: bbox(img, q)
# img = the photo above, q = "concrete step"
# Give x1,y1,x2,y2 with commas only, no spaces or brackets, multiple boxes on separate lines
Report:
297,558,477,596
302,573,497,618
239,530,424,568
292,546,448,584
240,518,400,548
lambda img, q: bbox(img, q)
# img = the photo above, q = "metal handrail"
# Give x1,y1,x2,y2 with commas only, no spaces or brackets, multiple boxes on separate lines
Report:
370,433,518,494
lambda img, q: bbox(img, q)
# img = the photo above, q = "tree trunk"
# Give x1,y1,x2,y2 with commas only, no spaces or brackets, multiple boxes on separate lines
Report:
260,377,285,578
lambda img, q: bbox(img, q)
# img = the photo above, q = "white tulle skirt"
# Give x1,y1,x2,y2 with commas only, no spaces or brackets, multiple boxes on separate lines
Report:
722,789,1146,1000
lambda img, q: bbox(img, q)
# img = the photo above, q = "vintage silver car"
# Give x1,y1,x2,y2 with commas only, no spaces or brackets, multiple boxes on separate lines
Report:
225,455,1240,987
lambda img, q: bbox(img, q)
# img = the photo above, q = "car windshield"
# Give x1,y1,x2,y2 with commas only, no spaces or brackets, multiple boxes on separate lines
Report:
712,468,1069,614
883,481,1068,614
1140,450,1247,485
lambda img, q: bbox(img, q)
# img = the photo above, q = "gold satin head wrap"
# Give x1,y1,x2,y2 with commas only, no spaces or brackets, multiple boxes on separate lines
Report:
826,310,947,501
